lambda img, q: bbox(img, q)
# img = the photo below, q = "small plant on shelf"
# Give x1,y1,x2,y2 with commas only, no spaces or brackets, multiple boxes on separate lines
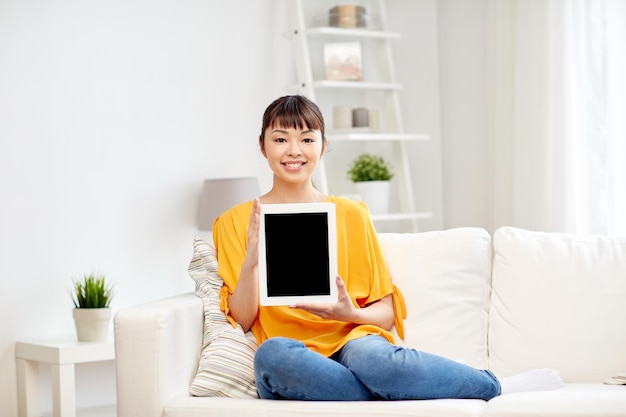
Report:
72,273,114,309
347,153,394,182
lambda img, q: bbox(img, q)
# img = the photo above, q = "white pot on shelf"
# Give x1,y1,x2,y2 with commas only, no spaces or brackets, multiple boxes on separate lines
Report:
355,180,391,214
73,308,112,342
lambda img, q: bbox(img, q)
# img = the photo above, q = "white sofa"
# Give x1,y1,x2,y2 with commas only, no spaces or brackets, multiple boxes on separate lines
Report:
114,226,626,417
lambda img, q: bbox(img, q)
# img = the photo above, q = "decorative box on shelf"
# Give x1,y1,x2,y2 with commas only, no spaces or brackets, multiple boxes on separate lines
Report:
329,5,367,28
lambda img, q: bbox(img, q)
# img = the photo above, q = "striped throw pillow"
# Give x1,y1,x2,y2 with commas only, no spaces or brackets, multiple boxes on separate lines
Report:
188,236,258,398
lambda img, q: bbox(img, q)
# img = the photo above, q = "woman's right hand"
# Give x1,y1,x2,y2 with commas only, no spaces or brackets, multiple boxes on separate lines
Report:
229,197,262,332
243,198,261,269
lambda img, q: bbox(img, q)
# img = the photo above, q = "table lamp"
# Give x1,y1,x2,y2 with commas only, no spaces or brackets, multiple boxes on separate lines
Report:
197,177,261,231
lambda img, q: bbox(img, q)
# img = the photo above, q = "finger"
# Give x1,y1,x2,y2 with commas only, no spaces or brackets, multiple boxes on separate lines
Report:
249,199,261,230
336,275,344,289
251,198,260,217
291,303,317,310
336,275,350,299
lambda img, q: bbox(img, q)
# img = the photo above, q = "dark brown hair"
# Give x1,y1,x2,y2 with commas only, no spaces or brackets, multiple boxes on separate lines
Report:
259,95,326,147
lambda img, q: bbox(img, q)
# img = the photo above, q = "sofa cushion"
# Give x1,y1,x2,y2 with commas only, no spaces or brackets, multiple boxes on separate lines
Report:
164,396,487,417
489,227,626,382
187,236,258,398
483,383,626,417
377,227,492,369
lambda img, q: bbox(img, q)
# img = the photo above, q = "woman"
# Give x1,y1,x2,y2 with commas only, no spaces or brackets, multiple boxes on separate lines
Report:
213,95,564,401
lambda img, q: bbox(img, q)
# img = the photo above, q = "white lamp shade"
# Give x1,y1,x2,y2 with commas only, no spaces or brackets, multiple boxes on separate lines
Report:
197,177,260,231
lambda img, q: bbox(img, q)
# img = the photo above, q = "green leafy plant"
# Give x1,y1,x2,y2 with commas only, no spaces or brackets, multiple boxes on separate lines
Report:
347,153,394,182
72,273,114,308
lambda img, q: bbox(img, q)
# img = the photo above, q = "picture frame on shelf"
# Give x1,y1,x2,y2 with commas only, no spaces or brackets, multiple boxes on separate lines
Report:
323,42,362,81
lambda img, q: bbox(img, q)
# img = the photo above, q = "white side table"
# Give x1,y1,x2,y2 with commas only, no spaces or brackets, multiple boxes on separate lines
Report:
15,339,115,417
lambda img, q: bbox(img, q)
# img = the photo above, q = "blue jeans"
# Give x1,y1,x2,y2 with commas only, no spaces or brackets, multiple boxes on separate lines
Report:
254,335,501,401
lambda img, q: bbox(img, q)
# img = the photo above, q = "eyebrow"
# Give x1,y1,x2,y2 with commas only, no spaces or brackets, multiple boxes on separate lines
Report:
271,129,316,135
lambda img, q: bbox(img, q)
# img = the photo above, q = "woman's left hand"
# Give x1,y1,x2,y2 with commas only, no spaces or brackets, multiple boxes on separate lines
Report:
292,275,357,323
292,275,395,329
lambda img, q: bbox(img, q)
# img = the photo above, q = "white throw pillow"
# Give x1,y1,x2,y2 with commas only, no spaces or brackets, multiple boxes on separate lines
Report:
188,236,258,398
378,228,492,369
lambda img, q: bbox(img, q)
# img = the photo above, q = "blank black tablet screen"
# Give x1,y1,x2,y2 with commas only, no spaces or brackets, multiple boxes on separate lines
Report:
264,212,331,297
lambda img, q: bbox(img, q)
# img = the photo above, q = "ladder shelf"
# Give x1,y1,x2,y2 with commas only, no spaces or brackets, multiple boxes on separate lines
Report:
289,0,432,231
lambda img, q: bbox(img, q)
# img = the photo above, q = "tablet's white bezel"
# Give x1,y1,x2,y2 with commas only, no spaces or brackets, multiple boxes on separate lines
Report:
258,202,338,306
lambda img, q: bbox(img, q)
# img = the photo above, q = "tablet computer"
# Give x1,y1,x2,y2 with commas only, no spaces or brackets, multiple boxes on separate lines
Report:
258,202,338,306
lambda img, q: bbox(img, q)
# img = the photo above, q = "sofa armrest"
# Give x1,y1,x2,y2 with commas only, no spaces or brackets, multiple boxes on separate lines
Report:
114,293,203,417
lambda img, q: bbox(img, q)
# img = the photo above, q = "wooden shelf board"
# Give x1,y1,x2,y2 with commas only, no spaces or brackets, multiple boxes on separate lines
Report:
312,80,403,90
371,212,434,222
327,132,430,142
307,27,401,39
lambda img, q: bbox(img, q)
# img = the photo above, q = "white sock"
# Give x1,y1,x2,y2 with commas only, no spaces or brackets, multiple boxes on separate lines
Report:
498,369,565,395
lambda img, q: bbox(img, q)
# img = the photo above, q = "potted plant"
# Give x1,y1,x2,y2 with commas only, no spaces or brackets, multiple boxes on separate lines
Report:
347,153,394,214
71,273,114,342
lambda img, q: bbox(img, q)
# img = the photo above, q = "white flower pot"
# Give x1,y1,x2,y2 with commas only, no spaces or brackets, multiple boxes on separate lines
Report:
73,308,112,342
355,180,391,214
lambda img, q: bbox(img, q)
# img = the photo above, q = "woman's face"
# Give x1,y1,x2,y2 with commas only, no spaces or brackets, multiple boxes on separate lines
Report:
261,124,326,186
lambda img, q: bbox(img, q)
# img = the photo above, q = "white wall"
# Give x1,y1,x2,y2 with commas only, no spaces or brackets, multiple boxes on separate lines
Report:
389,0,445,232
438,0,489,229
391,0,490,232
0,0,461,415
0,1,291,414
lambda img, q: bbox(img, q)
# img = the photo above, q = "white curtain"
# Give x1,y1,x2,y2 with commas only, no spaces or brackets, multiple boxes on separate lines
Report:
605,0,626,236
487,0,626,235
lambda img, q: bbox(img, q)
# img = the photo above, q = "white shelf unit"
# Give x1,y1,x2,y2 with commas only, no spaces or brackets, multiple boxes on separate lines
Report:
288,0,432,231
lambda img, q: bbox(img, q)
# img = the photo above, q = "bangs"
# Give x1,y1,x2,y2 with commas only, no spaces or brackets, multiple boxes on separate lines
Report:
272,111,323,131
263,95,325,135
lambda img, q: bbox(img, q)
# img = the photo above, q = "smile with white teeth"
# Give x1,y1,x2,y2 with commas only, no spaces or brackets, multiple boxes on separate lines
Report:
283,162,305,168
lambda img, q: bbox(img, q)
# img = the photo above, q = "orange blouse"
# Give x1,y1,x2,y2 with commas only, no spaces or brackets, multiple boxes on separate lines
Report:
214,196,406,357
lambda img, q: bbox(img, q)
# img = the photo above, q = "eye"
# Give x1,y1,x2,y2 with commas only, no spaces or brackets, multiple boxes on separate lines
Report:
303,138,314,143
275,137,286,143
